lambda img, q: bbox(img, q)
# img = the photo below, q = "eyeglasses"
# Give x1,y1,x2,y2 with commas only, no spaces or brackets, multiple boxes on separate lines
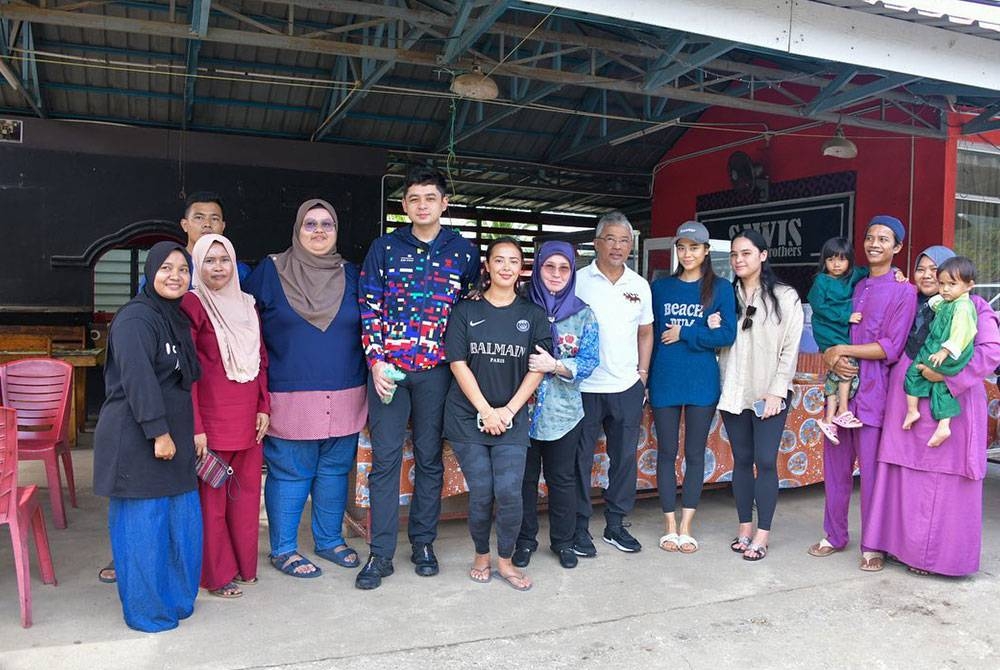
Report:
596,236,631,248
303,220,336,233
741,305,757,331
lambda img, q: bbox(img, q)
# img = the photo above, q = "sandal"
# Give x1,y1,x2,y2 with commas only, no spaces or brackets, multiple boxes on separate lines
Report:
270,552,323,578
743,543,768,561
859,552,885,572
676,534,699,554
209,581,243,599
234,575,258,585
832,411,863,429
469,565,492,584
730,536,751,553
316,545,360,568
659,533,680,552
817,421,840,445
907,566,931,576
494,570,532,592
98,561,117,584
807,538,843,557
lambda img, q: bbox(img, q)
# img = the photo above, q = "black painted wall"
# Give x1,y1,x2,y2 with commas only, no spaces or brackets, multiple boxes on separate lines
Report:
0,118,387,319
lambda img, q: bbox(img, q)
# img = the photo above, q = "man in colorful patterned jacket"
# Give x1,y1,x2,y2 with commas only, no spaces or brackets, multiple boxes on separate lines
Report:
355,166,480,590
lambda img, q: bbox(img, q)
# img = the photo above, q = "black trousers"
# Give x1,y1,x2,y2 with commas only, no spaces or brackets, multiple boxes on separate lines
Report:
720,402,790,532
366,365,451,558
652,404,716,513
576,380,646,531
517,421,582,552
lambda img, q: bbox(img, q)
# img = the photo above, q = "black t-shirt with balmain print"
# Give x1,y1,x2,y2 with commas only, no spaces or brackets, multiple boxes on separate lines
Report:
443,296,552,445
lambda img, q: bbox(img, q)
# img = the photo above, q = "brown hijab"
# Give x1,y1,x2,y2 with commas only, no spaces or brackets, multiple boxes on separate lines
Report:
272,199,345,332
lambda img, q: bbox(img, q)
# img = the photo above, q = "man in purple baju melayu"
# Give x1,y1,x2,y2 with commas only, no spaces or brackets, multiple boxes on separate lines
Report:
807,215,916,571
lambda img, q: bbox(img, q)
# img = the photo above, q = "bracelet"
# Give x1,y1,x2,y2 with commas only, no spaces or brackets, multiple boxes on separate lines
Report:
503,405,515,416
551,360,560,373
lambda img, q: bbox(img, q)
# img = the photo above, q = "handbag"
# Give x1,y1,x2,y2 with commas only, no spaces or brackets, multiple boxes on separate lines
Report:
196,449,233,489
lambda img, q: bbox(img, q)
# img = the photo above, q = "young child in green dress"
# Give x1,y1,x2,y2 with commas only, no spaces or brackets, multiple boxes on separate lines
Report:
903,256,978,447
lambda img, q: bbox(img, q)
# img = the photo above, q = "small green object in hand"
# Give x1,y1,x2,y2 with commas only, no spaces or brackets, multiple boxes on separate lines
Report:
380,364,407,404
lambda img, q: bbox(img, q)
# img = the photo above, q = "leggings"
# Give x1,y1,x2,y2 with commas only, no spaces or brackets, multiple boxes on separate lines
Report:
720,402,790,531
450,442,527,558
652,405,716,513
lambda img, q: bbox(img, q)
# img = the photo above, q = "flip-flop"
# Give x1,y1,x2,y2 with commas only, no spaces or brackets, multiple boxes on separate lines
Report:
659,533,680,552
743,543,768,562
493,570,532,592
316,545,360,568
208,581,243,599
677,534,699,554
98,561,116,584
859,552,885,572
234,575,258,585
270,552,323,578
469,566,492,584
807,539,843,557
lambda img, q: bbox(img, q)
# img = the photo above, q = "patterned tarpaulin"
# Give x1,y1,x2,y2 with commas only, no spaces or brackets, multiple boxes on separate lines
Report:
354,378,1000,508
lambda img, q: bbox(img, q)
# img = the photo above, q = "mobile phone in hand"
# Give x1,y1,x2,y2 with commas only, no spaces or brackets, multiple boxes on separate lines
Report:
752,398,786,418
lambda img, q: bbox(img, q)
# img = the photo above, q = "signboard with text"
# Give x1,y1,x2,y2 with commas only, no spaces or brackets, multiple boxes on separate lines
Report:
696,193,854,267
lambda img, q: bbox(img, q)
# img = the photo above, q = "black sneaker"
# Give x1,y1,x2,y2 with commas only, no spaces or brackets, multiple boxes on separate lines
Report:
512,546,533,568
603,525,642,553
572,529,597,557
557,548,579,569
355,554,394,590
411,543,439,577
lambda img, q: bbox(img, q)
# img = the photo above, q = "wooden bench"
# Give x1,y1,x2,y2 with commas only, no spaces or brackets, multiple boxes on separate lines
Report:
0,325,86,351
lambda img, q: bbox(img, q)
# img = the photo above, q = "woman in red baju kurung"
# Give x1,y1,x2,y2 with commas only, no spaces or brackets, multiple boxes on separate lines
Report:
182,234,270,598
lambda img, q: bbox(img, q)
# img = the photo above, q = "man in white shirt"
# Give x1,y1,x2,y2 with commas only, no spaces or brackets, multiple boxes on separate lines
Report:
574,211,654,555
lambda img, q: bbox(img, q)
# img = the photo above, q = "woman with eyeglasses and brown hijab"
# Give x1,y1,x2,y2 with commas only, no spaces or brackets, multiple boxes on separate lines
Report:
243,199,367,579
717,229,803,562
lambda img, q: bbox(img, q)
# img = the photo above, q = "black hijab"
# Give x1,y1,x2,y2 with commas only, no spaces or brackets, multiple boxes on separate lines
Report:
129,241,201,390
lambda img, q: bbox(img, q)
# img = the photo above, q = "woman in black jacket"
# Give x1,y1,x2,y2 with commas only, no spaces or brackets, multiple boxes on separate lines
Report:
93,241,204,633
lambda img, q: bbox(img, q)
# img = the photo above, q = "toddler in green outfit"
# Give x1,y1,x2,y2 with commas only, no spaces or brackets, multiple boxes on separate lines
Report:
903,256,978,447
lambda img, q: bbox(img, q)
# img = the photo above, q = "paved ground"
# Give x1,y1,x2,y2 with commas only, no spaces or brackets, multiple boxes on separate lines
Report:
1,439,998,670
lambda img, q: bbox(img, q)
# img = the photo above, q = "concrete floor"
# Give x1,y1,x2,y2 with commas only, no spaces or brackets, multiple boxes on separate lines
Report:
1,438,998,670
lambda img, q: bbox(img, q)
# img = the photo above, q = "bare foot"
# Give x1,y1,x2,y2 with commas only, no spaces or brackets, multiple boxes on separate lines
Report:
497,557,532,590
902,409,920,430
928,424,951,447
470,553,492,583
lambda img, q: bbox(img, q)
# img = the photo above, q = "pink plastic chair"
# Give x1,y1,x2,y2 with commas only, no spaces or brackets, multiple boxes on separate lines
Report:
0,359,76,528
0,406,58,627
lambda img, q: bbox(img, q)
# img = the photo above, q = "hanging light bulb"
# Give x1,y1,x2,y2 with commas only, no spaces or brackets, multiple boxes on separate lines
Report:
449,65,499,101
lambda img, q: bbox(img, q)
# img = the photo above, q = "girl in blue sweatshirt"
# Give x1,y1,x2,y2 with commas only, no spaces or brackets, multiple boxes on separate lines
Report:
649,221,737,554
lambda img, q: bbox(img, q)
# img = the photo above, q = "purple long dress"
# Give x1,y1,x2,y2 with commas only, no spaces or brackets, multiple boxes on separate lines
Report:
867,295,1000,575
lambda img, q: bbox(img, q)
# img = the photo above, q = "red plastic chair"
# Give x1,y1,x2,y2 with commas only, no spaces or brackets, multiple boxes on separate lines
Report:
0,359,76,529
0,406,58,627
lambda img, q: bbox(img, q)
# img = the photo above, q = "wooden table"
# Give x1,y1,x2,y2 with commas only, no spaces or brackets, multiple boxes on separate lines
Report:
0,348,103,446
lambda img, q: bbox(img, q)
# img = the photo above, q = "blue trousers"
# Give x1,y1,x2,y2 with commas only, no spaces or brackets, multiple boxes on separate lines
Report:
109,490,202,633
263,434,358,557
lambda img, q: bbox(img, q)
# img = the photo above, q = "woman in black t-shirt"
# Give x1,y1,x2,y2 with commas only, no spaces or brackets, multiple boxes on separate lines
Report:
444,237,550,591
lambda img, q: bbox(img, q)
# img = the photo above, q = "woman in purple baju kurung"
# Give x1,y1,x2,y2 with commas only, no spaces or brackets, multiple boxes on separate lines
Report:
867,246,1000,576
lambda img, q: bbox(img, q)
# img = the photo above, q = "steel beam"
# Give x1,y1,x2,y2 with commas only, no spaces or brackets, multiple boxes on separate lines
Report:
961,105,1000,135
440,0,509,66
642,39,733,92
807,73,920,115
313,24,425,140
801,66,858,116
183,0,212,128
442,0,474,62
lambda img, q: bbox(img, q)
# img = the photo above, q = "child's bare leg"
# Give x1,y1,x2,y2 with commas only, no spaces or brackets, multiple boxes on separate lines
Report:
824,394,838,424
837,380,851,420
928,417,952,447
902,395,920,430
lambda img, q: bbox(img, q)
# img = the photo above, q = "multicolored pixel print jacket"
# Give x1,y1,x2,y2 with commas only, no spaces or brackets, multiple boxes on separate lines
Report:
359,225,480,372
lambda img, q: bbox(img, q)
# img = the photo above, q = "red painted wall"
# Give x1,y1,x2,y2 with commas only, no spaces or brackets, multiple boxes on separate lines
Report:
651,101,955,270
